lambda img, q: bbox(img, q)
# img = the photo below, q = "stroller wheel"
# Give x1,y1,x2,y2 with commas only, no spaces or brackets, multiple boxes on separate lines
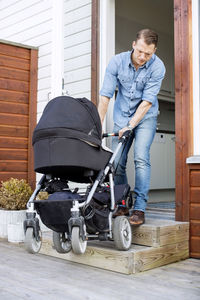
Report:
71,226,87,255
24,227,42,254
52,231,72,253
113,216,132,251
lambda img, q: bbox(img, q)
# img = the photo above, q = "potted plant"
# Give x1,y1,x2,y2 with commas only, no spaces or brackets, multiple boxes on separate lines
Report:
0,178,32,242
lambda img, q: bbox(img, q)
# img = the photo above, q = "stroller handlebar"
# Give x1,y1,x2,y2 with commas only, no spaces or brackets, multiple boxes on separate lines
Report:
102,132,119,138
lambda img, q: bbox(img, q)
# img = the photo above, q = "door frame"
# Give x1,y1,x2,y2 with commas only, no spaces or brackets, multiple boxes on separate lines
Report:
91,0,193,222
174,0,193,221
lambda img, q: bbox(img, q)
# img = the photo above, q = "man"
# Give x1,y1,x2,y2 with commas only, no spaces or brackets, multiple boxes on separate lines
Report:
98,29,166,225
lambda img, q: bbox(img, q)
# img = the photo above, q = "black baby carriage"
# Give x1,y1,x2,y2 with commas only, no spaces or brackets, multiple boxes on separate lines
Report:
24,96,133,254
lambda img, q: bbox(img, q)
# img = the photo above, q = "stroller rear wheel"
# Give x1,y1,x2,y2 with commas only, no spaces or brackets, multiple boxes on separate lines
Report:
24,227,42,254
52,231,72,253
71,226,87,254
113,216,132,250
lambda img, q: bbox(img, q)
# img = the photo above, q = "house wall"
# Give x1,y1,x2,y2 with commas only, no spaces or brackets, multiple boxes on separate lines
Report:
0,0,52,121
0,0,92,120
63,0,92,100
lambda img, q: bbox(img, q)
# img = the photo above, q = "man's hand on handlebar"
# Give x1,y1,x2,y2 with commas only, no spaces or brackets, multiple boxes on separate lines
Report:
118,126,132,139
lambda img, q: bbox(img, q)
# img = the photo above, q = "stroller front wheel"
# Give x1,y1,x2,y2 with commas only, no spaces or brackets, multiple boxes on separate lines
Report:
52,231,72,253
71,226,87,254
24,227,42,254
113,216,132,251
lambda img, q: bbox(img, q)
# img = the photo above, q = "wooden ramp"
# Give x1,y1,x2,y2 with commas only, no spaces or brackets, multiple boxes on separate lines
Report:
40,218,189,274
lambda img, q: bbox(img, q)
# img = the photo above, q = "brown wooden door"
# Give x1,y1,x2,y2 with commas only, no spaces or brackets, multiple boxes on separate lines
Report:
0,42,38,189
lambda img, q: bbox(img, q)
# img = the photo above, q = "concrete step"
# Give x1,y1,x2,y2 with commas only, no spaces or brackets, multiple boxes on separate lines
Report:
40,218,189,275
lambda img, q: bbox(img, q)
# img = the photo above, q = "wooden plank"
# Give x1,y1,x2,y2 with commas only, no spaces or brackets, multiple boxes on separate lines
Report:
0,102,28,115
159,223,189,246
0,66,29,82
190,203,200,220
40,234,189,274
190,252,200,259
190,237,200,254
0,43,37,192
132,224,158,247
189,164,200,170
0,137,28,149
0,149,27,160
0,172,27,182
0,0,52,25
0,90,28,104
0,54,29,70
0,113,28,126
64,18,91,40
28,49,37,190
190,170,200,187
174,0,192,222
0,161,27,172
134,240,189,273
64,29,91,50
0,125,28,138
190,220,200,236
188,165,200,257
0,78,29,93
65,67,91,84
190,187,200,203
0,43,30,60
132,219,189,247
174,0,183,222
40,239,134,275
64,0,91,12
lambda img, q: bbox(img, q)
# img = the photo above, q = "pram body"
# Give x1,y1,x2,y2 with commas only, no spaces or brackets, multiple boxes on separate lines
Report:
24,96,132,254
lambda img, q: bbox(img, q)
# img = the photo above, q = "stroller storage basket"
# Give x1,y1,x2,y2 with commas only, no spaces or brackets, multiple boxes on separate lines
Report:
83,184,131,234
83,200,110,234
34,191,82,233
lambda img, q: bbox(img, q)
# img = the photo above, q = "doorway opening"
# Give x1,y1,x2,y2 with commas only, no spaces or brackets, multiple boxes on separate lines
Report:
115,0,175,214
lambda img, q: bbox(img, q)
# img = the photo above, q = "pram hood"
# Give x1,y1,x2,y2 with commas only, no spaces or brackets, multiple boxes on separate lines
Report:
32,96,111,182
33,96,102,147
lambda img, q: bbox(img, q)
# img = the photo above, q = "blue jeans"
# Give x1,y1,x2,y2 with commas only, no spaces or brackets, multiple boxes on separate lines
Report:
112,116,157,212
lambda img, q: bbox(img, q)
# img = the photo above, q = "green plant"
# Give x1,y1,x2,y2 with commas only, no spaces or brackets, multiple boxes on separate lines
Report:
0,178,32,210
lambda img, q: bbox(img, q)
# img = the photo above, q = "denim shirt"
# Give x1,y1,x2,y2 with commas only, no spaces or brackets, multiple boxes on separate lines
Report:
100,51,166,128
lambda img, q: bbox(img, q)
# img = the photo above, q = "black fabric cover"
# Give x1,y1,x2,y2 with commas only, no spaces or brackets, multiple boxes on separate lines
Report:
33,96,102,147
33,96,112,182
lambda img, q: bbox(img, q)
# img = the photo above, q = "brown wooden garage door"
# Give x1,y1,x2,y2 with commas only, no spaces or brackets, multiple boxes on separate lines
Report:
0,41,38,189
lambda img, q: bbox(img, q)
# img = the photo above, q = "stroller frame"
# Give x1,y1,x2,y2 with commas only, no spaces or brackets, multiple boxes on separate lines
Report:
24,131,133,254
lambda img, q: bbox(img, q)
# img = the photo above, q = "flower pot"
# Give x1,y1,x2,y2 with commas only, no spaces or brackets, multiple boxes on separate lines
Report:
0,209,26,239
8,223,25,243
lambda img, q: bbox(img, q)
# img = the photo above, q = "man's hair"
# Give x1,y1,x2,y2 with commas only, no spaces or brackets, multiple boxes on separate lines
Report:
136,29,158,47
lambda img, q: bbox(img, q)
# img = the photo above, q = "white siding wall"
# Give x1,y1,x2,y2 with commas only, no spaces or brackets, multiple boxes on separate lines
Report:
0,0,92,119
0,0,53,121
64,0,92,99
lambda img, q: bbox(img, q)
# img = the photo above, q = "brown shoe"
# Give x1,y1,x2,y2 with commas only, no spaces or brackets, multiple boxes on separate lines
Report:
129,210,145,226
113,207,129,218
